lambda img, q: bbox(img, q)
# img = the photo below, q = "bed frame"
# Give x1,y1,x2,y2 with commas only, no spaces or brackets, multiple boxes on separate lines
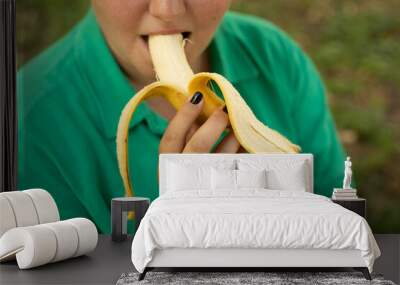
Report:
142,248,371,280
139,154,371,281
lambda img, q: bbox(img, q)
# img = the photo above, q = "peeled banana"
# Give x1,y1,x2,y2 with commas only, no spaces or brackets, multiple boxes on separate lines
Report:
116,34,301,198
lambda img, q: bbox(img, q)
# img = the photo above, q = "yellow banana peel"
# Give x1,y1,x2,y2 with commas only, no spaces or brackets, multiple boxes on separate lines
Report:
116,34,301,202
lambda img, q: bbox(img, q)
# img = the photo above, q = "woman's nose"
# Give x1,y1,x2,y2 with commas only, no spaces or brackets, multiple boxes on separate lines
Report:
149,0,186,21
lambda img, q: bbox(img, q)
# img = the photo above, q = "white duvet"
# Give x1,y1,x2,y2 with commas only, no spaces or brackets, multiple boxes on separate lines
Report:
131,190,380,273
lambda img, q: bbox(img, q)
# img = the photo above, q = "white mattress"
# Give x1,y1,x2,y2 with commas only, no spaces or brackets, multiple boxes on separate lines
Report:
131,190,380,273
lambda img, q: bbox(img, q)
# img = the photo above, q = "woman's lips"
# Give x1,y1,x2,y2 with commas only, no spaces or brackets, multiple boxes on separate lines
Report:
139,31,192,58
140,31,191,44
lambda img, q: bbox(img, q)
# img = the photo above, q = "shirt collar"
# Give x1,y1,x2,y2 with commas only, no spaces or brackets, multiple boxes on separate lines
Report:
74,9,151,139
74,10,259,139
209,14,260,83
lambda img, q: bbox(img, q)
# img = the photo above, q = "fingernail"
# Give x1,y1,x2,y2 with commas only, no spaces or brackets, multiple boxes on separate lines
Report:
190,92,203,104
222,105,228,113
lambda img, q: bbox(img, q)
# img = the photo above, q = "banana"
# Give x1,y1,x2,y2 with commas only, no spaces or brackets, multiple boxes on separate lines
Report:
116,34,301,199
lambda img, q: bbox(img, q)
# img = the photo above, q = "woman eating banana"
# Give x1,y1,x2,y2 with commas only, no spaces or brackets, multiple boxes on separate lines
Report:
18,0,346,233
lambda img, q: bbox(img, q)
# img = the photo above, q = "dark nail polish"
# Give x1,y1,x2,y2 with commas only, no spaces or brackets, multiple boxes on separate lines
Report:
222,106,228,113
190,92,203,104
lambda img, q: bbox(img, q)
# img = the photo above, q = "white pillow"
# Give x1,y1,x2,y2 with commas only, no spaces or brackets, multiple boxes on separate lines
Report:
238,159,309,191
236,169,267,189
211,168,268,190
266,168,307,191
166,159,237,192
211,168,236,190
167,162,211,191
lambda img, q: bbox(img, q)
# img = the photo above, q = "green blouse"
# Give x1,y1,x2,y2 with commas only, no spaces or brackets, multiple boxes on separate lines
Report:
17,9,346,233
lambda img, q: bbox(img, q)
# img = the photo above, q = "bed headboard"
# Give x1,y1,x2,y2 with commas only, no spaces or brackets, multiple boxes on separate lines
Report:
158,153,314,195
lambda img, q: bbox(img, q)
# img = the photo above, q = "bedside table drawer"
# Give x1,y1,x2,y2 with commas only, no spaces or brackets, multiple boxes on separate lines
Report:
332,198,366,218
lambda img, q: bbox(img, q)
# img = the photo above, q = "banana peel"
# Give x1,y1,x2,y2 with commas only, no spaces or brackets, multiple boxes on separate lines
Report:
116,34,301,203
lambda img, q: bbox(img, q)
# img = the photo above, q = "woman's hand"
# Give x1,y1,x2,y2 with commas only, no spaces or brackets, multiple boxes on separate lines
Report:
159,92,243,154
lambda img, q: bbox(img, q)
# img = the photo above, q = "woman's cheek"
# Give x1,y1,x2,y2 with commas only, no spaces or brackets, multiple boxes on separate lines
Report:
193,0,231,21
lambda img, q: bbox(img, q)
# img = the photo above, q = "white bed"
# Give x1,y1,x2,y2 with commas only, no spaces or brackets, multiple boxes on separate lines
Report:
131,154,380,280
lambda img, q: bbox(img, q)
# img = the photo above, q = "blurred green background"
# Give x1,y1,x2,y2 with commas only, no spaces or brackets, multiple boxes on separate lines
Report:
16,0,400,233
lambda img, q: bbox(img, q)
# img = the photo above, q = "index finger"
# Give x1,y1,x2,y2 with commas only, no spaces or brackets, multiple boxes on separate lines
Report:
159,92,204,153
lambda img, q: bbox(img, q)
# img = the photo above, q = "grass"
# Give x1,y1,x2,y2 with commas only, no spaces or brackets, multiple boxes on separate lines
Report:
16,0,400,233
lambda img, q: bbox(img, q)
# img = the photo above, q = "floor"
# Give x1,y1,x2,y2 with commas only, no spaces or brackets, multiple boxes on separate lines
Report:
0,234,399,284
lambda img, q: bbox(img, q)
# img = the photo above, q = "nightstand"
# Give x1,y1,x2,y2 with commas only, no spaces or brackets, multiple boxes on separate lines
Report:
111,197,150,242
331,198,366,218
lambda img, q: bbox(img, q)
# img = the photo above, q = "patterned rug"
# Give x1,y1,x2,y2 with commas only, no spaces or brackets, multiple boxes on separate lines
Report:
116,271,395,285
